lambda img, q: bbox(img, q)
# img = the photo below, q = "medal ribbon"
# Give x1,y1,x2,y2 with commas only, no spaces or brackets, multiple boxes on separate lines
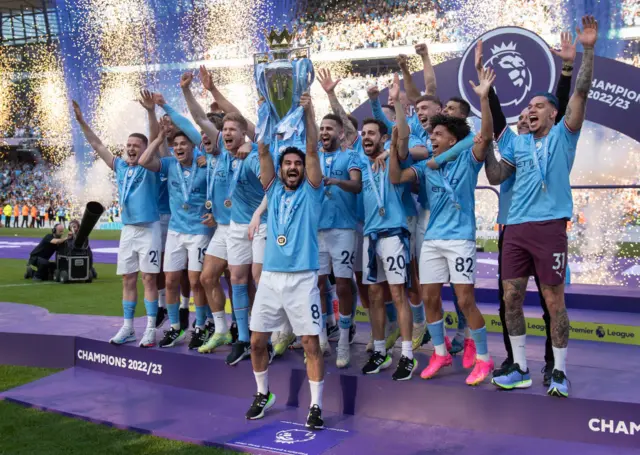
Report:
277,188,302,238
176,156,197,207
226,156,243,202
120,165,141,208
365,158,385,212
205,154,222,208
439,163,459,208
323,151,336,178
531,136,550,190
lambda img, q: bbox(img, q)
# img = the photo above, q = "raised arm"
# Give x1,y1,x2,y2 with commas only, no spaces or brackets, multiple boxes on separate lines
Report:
72,101,114,170
565,16,598,132
415,43,437,96
137,123,167,173
396,54,420,104
389,128,417,185
200,65,256,140
139,89,160,141
389,74,411,160
317,68,358,146
257,141,275,189
179,72,220,148
551,31,577,122
470,67,495,162
300,93,322,187
153,91,202,146
367,86,395,132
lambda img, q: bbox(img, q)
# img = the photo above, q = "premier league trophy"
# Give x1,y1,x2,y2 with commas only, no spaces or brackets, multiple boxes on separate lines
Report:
254,27,314,145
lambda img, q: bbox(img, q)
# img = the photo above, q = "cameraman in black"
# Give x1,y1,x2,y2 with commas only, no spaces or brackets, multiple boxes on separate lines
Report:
25,224,70,281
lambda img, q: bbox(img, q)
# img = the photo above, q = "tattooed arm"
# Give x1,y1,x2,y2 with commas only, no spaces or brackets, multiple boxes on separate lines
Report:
485,145,515,185
565,16,598,132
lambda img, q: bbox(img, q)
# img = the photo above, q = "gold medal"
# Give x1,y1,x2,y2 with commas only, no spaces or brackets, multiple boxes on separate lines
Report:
182,203,189,211
205,200,212,210
277,235,287,246
378,207,386,217
224,199,232,208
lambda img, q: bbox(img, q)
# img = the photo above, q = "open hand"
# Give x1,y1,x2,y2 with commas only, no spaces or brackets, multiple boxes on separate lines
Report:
551,31,577,63
317,68,340,94
469,67,496,98
576,15,598,49
200,65,215,91
138,89,155,111
388,73,401,102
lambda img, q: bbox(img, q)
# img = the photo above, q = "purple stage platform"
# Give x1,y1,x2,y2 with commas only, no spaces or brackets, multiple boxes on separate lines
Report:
1,303,640,453
2,236,639,313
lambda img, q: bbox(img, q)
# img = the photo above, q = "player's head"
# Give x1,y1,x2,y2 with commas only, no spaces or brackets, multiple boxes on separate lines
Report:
320,114,343,152
429,114,470,155
201,132,214,154
52,223,64,238
126,133,148,164
415,95,442,130
527,92,558,136
162,114,177,137
361,118,388,157
443,97,471,119
381,104,396,122
516,107,530,135
222,112,248,152
279,147,305,190
206,111,224,130
172,131,194,164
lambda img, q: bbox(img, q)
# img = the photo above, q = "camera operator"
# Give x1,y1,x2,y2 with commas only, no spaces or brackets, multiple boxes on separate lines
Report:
25,224,70,281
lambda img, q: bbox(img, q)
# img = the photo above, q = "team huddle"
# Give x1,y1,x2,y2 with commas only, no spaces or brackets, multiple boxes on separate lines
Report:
73,17,598,430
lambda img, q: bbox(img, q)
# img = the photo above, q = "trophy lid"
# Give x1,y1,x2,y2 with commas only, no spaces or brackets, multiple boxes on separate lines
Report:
264,26,297,50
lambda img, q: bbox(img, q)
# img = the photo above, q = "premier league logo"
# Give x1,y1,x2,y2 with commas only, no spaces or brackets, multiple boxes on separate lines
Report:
458,27,556,123
596,326,605,338
274,429,316,444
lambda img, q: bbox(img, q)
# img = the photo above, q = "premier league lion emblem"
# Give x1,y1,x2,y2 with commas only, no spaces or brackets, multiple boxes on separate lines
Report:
484,41,532,107
458,27,556,123
274,428,317,444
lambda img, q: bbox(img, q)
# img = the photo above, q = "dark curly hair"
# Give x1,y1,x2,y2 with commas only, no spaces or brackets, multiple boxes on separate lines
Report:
429,114,470,142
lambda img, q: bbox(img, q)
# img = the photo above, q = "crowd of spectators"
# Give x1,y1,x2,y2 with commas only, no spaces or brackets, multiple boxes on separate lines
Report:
622,0,639,27
291,0,562,53
0,160,72,228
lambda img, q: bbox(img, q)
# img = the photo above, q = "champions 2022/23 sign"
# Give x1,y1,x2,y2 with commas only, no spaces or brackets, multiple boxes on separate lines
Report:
352,26,640,143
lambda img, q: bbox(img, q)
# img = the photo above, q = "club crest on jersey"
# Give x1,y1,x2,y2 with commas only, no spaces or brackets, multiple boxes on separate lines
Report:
127,169,134,177
457,27,555,123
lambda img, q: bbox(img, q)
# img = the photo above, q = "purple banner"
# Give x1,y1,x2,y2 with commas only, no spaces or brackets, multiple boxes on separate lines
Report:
229,421,352,455
352,26,640,143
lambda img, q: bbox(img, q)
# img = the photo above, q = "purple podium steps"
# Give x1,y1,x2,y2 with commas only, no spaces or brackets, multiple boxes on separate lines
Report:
1,302,640,453
3,367,640,455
